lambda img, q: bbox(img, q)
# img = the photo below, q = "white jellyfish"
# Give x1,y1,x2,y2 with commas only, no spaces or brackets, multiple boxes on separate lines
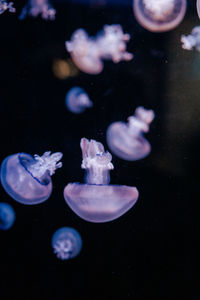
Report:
65,87,93,114
106,106,155,161
19,0,56,20
133,0,187,32
181,26,200,51
63,138,139,223
0,0,15,14
65,24,133,75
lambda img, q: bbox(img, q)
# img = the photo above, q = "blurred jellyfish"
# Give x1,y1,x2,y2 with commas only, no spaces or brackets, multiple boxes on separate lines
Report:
0,0,15,14
63,138,139,223
181,26,200,51
106,106,155,161
65,87,93,114
19,0,56,20
51,227,82,260
65,24,133,75
0,151,63,205
133,0,187,32
0,202,15,230
197,0,200,19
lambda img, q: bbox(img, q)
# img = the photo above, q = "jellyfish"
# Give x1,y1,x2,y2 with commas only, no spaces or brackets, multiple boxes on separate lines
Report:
133,0,187,32
197,0,200,20
65,25,133,75
0,202,15,230
0,0,15,14
106,106,155,161
181,26,200,51
65,87,93,114
0,151,63,205
19,0,56,20
51,227,82,260
63,138,139,223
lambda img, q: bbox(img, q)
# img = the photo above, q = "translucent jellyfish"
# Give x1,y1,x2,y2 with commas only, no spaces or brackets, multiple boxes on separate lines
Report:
106,106,155,161
65,25,133,75
63,138,139,223
0,151,63,205
65,87,93,114
19,0,56,20
181,26,200,51
51,227,82,260
133,0,187,32
197,0,200,20
0,202,15,230
0,0,15,14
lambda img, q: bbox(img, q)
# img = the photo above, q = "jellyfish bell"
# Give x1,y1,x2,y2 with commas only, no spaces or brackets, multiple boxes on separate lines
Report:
0,202,15,230
51,227,82,260
65,29,103,75
133,0,187,32
65,86,93,114
0,151,62,205
106,106,155,161
63,138,139,223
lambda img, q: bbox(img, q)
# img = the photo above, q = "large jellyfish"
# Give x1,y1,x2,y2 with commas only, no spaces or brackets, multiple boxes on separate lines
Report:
0,202,15,230
0,151,63,205
181,26,200,51
19,0,56,20
63,138,139,223
0,0,15,14
51,227,82,260
65,87,93,114
65,24,133,75
106,106,155,161
133,0,187,32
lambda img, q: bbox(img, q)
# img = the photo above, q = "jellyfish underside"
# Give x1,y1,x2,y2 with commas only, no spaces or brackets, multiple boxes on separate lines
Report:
64,138,139,223
52,227,82,260
133,0,187,32
0,202,15,230
19,0,56,20
181,26,200,52
0,152,62,205
66,87,93,114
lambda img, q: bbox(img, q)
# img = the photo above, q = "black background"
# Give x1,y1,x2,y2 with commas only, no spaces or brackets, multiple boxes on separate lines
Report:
0,0,199,299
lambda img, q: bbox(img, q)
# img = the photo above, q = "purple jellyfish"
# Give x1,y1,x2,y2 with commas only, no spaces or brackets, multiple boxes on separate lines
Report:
19,0,56,20
63,138,139,223
0,151,63,205
106,106,155,161
181,26,200,51
0,0,15,14
133,0,187,32
65,25,133,75
51,227,82,260
65,87,93,114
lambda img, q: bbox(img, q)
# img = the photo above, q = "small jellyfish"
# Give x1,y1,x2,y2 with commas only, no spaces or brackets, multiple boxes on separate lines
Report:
63,138,139,223
181,26,200,51
0,0,15,14
106,106,155,161
19,0,56,20
65,25,133,75
0,202,15,230
51,227,82,260
133,0,187,32
65,87,93,114
0,151,63,205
